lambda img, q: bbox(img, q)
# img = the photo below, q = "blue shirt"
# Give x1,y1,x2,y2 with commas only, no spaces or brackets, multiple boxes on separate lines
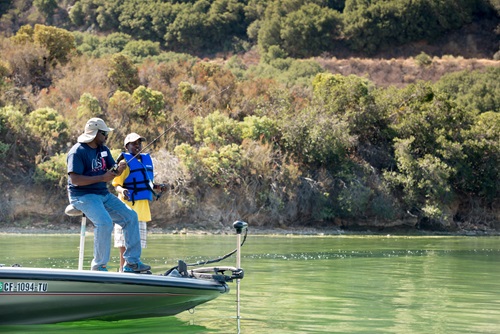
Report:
67,143,115,196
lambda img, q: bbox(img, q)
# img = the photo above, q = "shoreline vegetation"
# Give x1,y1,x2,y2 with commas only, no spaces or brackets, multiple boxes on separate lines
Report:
1,2,499,234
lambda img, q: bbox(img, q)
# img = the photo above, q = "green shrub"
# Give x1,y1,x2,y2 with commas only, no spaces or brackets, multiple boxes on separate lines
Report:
77,93,102,119
415,52,432,66
27,107,69,152
240,115,278,143
0,141,8,160
193,110,241,146
122,40,161,62
178,81,196,103
337,179,373,218
434,67,500,114
1,105,27,134
132,85,165,120
174,142,243,187
34,152,67,188
262,45,287,63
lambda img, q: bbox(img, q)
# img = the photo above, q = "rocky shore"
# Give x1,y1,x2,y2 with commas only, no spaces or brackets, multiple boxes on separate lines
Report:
0,222,498,236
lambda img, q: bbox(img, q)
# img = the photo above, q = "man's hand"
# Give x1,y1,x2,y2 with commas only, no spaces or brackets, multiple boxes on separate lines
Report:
103,170,119,182
110,160,127,176
155,183,169,192
117,160,127,172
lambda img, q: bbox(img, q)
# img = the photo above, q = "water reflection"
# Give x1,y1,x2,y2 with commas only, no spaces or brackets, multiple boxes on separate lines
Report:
1,234,500,333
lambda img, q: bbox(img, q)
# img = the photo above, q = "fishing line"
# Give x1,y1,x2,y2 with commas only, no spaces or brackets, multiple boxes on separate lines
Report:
111,84,233,200
116,84,233,166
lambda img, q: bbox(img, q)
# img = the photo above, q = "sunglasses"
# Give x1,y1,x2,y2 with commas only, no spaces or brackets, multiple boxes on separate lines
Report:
98,130,108,137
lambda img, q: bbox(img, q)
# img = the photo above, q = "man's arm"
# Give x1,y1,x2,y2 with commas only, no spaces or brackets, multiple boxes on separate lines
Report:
69,160,127,186
68,171,116,186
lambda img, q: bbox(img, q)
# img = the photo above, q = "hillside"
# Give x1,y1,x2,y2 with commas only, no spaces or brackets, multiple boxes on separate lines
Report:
0,2,499,234
236,18,499,88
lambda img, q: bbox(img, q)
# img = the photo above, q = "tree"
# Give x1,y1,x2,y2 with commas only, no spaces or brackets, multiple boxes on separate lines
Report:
164,2,211,53
116,0,156,40
280,104,356,167
107,53,140,93
10,25,35,45
32,25,75,65
257,11,283,54
206,0,247,50
382,82,480,225
68,0,86,26
343,0,482,53
280,3,342,57
312,73,387,146
122,40,161,61
461,111,500,201
384,136,455,224
34,0,58,23
102,32,132,52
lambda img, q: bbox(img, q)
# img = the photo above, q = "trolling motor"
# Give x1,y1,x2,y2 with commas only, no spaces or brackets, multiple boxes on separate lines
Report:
233,220,247,323
176,260,244,284
233,220,247,279
163,221,248,284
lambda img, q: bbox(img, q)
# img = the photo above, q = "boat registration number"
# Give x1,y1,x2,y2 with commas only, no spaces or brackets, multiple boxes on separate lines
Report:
0,282,48,292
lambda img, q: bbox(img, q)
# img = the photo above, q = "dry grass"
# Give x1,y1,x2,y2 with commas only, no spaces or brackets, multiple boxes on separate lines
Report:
234,19,500,88
315,56,499,88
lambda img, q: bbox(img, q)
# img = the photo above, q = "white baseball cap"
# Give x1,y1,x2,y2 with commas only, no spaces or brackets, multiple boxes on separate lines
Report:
124,132,146,147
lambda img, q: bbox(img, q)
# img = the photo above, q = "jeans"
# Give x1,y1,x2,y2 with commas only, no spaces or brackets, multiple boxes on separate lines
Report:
69,193,141,268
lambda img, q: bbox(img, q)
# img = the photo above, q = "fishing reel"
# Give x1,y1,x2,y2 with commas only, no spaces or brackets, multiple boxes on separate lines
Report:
109,164,119,174
153,183,174,191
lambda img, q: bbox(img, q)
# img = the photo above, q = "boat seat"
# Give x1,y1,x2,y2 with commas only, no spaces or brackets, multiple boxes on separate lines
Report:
65,204,83,217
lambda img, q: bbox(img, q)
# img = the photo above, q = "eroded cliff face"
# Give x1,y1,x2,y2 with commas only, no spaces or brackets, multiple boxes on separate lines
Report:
0,185,69,228
0,184,253,230
1,183,499,233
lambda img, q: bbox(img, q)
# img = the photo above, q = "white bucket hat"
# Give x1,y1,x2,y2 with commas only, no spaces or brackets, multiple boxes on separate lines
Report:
124,132,146,147
77,118,114,143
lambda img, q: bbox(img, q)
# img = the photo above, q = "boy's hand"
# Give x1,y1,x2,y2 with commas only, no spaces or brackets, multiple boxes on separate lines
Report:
122,189,130,201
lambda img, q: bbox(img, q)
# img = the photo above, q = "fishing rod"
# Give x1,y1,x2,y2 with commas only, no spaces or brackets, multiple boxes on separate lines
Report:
110,84,233,200
113,84,233,167
114,119,180,166
111,120,181,201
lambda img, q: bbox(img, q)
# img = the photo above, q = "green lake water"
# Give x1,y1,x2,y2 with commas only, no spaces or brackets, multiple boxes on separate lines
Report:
1,232,500,333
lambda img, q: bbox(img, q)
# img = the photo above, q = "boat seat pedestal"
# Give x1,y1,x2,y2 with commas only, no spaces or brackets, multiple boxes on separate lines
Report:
65,204,86,271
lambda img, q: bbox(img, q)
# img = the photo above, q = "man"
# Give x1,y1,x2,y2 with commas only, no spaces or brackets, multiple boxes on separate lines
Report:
67,118,151,273
113,132,167,272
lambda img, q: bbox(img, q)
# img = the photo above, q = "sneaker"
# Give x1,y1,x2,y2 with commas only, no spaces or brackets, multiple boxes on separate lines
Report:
123,261,151,273
91,265,108,272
